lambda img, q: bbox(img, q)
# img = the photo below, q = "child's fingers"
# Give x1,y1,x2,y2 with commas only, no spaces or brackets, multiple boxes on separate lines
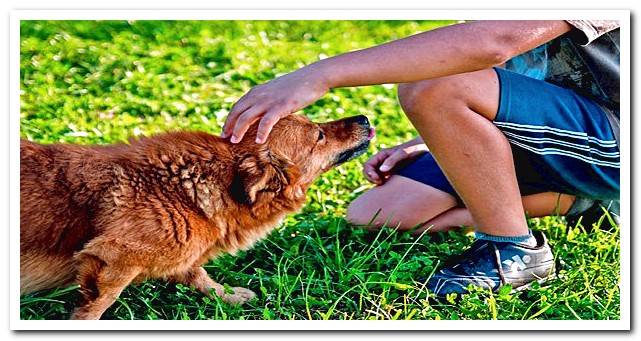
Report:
221,113,238,139
363,149,396,184
255,110,286,144
364,149,391,169
230,106,266,143
378,150,407,172
363,164,382,184
223,96,253,138
364,167,379,181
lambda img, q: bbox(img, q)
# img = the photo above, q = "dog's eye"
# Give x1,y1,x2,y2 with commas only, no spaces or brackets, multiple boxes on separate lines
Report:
317,130,325,141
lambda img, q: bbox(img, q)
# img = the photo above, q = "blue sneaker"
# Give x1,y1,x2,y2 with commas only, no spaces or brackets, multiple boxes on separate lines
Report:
426,230,556,297
565,198,619,231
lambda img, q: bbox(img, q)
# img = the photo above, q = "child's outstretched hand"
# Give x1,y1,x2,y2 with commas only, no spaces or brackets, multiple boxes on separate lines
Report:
222,21,572,145
363,137,428,185
222,67,329,144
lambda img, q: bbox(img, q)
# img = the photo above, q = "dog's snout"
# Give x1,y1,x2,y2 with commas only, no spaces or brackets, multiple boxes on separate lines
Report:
326,115,370,130
341,115,373,140
336,115,370,128
350,115,370,128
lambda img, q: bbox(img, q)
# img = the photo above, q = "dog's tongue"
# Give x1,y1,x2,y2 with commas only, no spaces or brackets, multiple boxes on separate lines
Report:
368,127,376,140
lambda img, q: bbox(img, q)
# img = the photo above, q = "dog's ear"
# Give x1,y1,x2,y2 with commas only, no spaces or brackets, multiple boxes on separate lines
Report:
230,152,300,205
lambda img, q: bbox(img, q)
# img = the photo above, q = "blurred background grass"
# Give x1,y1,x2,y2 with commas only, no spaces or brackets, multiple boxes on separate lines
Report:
19,20,619,320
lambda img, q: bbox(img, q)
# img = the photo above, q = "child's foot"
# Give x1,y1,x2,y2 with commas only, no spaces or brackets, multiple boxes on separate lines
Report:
426,230,556,297
565,199,619,231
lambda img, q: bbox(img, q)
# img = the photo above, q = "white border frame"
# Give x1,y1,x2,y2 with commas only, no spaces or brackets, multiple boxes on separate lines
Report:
9,9,631,331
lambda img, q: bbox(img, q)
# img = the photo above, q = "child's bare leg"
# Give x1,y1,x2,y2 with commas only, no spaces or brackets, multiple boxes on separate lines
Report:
414,192,576,235
412,207,474,234
347,175,457,230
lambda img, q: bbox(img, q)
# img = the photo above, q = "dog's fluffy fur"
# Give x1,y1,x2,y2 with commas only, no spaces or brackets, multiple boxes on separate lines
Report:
20,115,371,319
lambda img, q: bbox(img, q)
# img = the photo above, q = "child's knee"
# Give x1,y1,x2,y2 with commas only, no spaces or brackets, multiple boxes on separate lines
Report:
346,197,383,229
347,200,416,231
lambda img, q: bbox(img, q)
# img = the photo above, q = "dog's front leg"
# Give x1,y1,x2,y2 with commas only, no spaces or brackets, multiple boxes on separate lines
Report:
71,253,141,320
170,266,256,305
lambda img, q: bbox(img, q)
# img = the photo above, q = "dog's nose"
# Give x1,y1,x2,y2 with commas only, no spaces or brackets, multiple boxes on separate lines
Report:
346,115,370,128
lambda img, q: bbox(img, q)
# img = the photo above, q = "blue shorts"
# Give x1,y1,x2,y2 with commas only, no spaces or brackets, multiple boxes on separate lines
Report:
397,68,620,205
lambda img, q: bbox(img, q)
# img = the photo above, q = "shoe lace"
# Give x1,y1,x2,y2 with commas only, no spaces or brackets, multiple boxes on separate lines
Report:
441,239,507,284
442,239,490,268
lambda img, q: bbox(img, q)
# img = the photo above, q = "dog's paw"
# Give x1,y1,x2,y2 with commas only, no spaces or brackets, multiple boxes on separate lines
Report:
70,307,102,320
222,287,256,305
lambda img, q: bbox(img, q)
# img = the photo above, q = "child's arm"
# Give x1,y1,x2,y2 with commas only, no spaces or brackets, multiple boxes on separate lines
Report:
223,20,572,143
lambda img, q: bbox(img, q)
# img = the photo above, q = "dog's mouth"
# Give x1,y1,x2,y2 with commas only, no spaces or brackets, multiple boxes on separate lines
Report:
321,115,374,168
332,138,371,167
332,123,375,167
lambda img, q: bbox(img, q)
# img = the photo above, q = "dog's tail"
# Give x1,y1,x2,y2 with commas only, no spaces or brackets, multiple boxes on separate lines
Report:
20,252,76,295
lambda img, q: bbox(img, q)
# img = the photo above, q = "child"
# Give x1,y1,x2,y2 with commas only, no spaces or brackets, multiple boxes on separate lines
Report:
222,20,620,296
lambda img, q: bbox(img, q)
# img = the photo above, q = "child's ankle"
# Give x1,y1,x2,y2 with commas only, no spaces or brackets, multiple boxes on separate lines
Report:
475,230,537,247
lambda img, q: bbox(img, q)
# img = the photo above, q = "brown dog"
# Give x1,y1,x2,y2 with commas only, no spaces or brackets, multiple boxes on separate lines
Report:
20,114,373,320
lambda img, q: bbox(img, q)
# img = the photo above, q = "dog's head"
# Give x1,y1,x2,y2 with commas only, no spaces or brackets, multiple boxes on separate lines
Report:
230,115,374,205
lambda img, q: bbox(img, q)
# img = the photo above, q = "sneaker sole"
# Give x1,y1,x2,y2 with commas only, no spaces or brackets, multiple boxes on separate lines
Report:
511,273,558,293
426,274,557,301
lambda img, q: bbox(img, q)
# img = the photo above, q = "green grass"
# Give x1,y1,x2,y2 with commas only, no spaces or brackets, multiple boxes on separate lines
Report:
19,20,620,320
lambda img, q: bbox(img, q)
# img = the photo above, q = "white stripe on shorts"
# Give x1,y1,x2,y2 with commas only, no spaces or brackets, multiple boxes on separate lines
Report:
506,139,620,168
501,131,620,158
494,121,618,148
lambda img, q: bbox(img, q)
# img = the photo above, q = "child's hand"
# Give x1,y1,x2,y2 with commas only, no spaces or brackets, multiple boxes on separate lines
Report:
222,67,329,144
363,138,428,185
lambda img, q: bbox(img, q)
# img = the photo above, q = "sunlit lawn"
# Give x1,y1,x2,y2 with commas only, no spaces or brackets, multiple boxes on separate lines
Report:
19,20,620,320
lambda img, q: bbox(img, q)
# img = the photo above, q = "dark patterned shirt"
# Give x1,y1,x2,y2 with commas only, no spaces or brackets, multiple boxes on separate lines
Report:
505,20,620,123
